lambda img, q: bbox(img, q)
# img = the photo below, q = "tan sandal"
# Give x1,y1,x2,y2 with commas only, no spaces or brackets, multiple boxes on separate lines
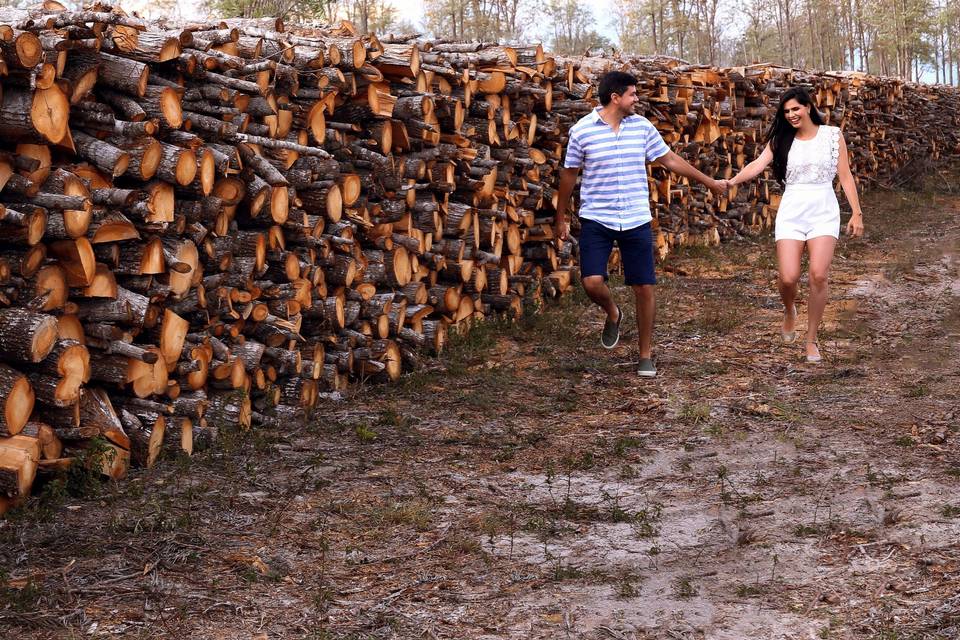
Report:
781,305,798,344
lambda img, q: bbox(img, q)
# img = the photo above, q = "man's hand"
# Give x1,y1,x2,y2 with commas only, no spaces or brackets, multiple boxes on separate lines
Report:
554,217,570,245
845,212,864,238
708,178,729,196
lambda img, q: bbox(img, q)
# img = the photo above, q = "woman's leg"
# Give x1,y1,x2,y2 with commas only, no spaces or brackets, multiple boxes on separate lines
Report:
776,240,804,335
804,235,838,357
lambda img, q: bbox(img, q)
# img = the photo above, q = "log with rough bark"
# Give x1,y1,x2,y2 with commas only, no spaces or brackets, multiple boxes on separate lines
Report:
0,308,58,363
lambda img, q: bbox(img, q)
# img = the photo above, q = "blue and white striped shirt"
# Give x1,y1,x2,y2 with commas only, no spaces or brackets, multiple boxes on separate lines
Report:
564,108,670,230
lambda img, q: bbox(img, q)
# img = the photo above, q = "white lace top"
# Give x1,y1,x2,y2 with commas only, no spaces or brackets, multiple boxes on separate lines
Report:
784,125,842,186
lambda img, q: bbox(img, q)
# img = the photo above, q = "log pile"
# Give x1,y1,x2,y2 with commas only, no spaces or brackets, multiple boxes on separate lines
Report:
1,4,959,511
551,56,960,254
0,4,580,511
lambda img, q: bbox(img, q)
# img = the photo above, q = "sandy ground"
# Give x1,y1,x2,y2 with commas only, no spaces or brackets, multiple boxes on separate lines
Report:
2,171,958,639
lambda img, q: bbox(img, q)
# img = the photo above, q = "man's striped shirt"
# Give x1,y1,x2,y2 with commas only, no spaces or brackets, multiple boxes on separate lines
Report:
564,107,670,230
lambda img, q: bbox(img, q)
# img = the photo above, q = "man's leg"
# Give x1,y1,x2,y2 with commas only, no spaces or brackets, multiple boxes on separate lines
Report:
619,222,657,370
632,284,655,359
582,276,618,320
578,219,618,321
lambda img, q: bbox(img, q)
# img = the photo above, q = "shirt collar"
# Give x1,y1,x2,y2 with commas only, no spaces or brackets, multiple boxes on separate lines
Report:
591,107,634,126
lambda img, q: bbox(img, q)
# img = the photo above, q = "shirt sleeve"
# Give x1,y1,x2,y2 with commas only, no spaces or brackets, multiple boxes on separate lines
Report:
563,129,584,168
644,124,670,162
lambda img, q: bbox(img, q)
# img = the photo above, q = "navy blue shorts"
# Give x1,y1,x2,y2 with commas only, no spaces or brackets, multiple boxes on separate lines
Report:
579,218,656,286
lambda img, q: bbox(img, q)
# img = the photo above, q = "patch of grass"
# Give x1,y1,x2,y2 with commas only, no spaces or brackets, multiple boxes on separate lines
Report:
373,499,434,531
735,583,766,597
612,436,643,457
602,492,633,523
904,384,930,398
768,398,809,423
550,560,583,581
631,504,663,538
865,464,904,490
560,450,595,472
479,512,506,539
695,360,730,377
678,401,711,425
67,437,117,498
0,576,42,613
376,408,417,430
752,249,780,272
443,320,503,374
595,490,664,535
946,466,960,479
444,534,484,557
618,464,638,480
704,423,725,437
492,446,517,463
615,572,641,599
941,504,960,518
680,302,740,336
13,437,122,521
396,314,522,391
794,524,822,537
354,422,378,443
894,436,915,448
511,285,591,351
670,243,718,262
674,576,698,598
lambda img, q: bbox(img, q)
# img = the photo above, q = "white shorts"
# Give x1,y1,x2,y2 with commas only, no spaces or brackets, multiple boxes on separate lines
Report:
775,183,840,242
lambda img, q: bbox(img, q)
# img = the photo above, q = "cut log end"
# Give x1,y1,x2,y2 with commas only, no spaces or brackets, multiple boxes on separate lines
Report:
3,374,35,436
32,315,58,363
31,85,70,145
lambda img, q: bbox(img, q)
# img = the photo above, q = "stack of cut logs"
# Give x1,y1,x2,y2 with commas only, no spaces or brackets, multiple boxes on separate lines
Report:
553,55,960,254
1,4,959,511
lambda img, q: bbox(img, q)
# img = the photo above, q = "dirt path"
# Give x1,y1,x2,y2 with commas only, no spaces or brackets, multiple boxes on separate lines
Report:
3,172,959,640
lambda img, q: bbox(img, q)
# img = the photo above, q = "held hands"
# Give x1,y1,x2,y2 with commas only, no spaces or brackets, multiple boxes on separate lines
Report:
708,178,731,196
846,212,864,238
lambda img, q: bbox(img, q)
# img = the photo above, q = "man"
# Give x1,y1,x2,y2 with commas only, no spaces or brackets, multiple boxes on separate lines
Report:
555,71,728,378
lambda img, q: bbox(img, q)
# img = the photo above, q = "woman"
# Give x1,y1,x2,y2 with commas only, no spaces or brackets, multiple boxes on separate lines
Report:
729,87,864,362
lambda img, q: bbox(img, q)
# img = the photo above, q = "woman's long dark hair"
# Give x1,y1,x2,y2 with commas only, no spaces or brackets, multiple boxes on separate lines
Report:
764,87,825,183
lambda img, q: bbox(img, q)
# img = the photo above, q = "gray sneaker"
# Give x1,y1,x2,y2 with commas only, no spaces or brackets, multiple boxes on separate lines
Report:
637,358,657,377
601,306,622,349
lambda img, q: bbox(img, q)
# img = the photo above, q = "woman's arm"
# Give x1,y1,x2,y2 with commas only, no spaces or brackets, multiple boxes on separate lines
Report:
836,133,864,237
729,143,774,186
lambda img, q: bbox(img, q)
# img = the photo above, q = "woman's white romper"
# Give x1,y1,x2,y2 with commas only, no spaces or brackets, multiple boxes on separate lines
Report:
774,125,842,242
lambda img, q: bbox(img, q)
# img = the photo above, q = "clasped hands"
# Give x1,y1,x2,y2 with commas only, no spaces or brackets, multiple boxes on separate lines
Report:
709,178,732,196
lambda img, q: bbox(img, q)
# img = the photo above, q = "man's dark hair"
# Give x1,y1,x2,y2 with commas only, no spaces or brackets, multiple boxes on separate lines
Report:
598,71,638,106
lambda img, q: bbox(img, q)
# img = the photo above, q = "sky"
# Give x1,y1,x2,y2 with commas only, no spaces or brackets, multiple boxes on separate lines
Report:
119,0,621,42
392,0,622,44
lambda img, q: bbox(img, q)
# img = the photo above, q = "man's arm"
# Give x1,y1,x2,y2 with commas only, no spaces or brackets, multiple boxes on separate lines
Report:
654,151,726,195
554,168,579,242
